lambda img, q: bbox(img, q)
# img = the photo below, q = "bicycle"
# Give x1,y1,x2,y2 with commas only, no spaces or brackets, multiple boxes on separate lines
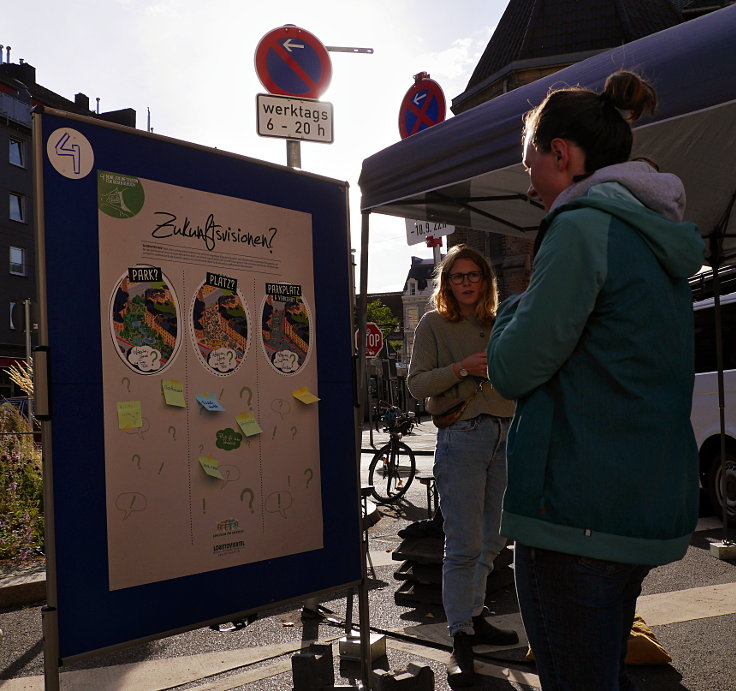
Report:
367,403,417,504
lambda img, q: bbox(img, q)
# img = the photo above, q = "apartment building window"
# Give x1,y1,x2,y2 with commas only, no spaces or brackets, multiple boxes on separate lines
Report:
9,193,25,222
9,138,24,167
10,246,26,276
9,301,17,330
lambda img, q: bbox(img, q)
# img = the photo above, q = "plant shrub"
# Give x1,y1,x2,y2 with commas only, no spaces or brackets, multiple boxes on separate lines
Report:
0,404,43,561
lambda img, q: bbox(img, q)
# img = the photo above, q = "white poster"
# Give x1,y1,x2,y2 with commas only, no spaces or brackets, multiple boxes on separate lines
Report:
97,171,322,590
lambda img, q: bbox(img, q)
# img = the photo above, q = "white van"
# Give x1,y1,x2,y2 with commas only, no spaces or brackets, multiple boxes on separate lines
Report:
690,268,735,525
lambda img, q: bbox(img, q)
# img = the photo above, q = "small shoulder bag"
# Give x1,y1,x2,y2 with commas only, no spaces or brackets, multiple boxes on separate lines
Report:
427,379,485,429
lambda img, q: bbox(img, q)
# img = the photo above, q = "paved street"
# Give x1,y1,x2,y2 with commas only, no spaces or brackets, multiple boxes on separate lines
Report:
1,420,734,690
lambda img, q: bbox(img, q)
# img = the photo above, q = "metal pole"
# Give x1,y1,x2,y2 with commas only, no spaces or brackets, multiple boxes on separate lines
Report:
286,139,301,169
356,211,373,689
24,298,33,421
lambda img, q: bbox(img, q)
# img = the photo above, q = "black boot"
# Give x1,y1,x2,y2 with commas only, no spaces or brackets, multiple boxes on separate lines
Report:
447,631,475,687
471,607,519,646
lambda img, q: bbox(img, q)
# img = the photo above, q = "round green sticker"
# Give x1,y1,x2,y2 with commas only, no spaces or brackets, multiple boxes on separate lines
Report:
98,171,145,218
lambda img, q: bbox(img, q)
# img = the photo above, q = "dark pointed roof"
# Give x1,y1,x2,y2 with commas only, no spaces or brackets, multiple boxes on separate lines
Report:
456,0,682,109
405,256,436,292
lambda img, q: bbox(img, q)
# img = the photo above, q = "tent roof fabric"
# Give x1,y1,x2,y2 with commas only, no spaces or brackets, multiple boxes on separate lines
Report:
359,4,736,265
462,0,682,96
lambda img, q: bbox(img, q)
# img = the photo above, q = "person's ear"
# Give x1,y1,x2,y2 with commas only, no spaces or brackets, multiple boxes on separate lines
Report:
550,138,568,167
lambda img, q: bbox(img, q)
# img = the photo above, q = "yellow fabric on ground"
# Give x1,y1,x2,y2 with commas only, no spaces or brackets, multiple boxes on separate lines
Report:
525,613,671,665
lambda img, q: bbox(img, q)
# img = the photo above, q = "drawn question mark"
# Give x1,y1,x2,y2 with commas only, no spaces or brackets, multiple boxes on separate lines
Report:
168,426,176,441
240,487,255,513
290,426,297,440
240,386,253,409
132,454,141,469
121,377,131,392
304,468,313,488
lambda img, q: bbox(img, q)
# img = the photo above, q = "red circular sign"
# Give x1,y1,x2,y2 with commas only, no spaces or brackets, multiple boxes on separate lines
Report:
356,322,384,358
398,77,446,139
255,25,332,99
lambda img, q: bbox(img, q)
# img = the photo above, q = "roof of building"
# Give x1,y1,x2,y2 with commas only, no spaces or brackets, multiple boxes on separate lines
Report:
463,0,683,95
0,61,136,128
405,256,436,292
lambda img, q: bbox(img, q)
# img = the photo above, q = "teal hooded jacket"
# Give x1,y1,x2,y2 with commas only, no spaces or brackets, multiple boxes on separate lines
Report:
488,162,706,566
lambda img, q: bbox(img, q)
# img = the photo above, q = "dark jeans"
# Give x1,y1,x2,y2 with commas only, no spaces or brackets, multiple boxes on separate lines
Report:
514,543,651,691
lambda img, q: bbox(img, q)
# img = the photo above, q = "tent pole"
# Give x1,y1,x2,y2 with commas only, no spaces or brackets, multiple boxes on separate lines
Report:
356,210,373,689
708,192,735,544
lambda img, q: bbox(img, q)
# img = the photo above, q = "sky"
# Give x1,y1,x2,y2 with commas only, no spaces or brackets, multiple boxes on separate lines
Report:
6,0,509,293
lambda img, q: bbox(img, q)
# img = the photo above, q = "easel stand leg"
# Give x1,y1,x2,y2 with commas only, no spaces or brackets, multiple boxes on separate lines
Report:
42,605,60,691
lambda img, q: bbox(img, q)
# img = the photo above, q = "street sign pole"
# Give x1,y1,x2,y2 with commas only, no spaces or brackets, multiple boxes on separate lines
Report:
286,140,301,169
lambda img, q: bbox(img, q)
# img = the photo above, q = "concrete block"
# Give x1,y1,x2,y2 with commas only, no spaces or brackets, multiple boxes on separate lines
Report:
373,663,435,690
338,632,386,660
291,643,334,691
710,541,736,559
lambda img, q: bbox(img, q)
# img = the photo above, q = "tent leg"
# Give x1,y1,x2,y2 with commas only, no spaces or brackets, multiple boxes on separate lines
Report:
356,211,373,689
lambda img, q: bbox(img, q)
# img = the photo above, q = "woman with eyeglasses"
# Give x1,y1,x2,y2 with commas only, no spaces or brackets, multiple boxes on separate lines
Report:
407,244,518,687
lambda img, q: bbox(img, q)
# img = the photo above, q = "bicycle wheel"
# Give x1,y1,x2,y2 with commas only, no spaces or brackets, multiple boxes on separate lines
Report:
367,441,416,503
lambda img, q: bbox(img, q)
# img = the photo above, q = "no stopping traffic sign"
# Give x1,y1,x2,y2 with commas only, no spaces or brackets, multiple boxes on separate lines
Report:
398,75,446,139
255,25,332,99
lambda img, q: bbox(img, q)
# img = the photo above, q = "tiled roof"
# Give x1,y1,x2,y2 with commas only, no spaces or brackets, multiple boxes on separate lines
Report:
465,0,683,92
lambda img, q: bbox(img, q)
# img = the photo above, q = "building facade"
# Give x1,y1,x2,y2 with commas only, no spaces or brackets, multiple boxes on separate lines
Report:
0,48,135,397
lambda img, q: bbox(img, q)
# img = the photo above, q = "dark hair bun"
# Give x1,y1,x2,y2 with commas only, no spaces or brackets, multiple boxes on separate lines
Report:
603,71,657,123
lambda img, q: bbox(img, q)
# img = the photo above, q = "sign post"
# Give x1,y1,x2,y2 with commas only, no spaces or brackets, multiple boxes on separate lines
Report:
405,218,455,246
398,72,446,139
255,25,333,169
256,94,334,143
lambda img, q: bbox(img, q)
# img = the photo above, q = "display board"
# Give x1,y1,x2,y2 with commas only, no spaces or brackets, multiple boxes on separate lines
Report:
35,109,360,660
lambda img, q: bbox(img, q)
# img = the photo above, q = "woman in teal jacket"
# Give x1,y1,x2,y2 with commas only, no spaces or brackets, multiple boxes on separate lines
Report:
487,71,705,690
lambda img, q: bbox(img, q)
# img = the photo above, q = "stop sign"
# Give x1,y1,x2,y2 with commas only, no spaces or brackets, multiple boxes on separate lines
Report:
356,322,384,358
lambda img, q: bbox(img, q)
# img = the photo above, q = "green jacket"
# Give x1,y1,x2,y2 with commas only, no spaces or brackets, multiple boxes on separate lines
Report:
488,166,705,565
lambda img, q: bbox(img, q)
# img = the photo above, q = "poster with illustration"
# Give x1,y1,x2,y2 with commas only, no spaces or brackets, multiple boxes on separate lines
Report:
110,269,181,374
191,277,251,376
97,169,323,590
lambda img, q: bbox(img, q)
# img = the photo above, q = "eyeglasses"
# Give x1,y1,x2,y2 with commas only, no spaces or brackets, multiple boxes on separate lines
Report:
448,271,483,285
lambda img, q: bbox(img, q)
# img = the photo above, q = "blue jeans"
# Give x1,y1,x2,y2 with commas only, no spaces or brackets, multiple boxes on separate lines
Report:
514,543,651,690
434,414,509,636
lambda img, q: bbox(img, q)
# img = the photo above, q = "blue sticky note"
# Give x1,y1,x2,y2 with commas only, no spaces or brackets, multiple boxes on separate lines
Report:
196,393,225,412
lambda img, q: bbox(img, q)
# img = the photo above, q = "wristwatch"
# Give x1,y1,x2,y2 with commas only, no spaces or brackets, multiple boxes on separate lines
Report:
457,364,469,378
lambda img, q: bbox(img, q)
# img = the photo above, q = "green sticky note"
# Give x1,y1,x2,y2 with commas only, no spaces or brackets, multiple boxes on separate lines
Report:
117,401,142,429
162,380,186,407
199,455,224,479
236,412,263,437
292,387,320,404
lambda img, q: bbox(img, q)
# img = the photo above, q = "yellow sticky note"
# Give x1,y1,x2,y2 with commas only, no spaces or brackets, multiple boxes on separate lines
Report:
236,412,263,437
162,380,186,407
199,455,224,479
292,387,320,404
117,401,142,430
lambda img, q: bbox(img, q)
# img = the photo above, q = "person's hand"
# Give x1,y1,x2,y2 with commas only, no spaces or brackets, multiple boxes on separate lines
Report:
460,352,488,379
